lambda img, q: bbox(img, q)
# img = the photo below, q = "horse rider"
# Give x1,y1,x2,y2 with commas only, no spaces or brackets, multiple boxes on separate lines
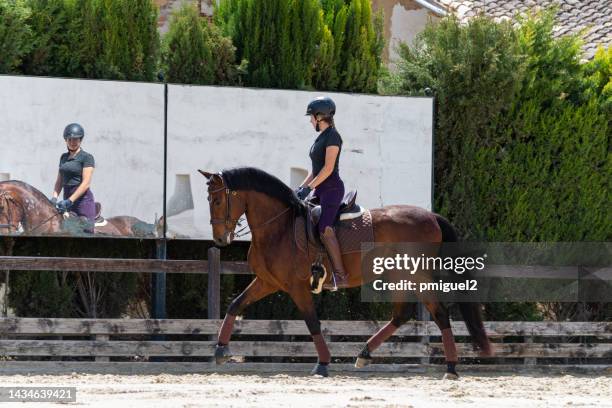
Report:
296,96,347,287
51,123,97,232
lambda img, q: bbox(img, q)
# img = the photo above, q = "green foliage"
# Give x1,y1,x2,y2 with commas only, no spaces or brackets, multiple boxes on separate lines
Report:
216,0,383,92
161,3,240,86
581,46,612,113
0,0,33,73
216,0,323,89
317,0,384,92
18,0,159,80
395,15,524,239
388,9,610,319
9,271,74,317
20,0,80,76
391,9,610,242
83,0,159,81
7,237,147,318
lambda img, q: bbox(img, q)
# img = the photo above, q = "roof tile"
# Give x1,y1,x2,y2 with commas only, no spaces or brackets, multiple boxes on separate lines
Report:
432,0,611,59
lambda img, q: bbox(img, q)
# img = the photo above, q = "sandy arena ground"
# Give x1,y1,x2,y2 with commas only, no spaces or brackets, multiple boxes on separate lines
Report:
0,371,611,408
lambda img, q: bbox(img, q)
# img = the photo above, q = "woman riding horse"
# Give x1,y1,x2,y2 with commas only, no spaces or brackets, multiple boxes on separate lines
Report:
296,96,347,287
199,99,494,377
52,123,97,233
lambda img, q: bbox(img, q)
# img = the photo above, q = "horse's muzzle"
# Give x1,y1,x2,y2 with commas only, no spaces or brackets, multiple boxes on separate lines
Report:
214,231,234,247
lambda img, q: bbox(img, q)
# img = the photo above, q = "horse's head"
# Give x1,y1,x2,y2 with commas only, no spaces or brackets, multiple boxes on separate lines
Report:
198,170,246,246
0,191,22,234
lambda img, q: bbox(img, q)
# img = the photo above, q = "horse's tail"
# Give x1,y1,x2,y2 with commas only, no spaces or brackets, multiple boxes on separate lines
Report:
435,213,491,354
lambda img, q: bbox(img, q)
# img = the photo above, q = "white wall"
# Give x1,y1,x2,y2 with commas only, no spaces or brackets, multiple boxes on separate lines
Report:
0,76,432,240
167,85,433,240
0,75,164,228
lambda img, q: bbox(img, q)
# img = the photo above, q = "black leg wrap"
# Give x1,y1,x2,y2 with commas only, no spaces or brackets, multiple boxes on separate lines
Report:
355,343,373,369
447,362,457,375
357,344,371,359
391,317,407,327
215,344,232,365
311,362,329,377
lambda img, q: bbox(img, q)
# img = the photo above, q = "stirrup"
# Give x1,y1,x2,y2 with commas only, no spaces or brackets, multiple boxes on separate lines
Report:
330,270,339,292
310,262,327,294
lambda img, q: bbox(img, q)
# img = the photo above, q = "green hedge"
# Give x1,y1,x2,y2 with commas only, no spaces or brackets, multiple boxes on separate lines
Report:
16,0,159,80
392,9,610,242
389,9,610,320
0,0,33,74
215,0,383,92
161,3,240,86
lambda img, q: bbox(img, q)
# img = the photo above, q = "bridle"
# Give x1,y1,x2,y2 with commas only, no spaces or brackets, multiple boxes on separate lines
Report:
208,184,242,227
0,191,61,234
0,191,24,232
207,175,292,238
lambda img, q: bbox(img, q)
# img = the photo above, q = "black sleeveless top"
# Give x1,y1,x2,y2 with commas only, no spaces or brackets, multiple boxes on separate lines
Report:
309,127,342,176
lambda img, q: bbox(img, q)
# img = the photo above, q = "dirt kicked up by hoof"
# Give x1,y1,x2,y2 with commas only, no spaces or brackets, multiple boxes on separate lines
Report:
443,372,459,380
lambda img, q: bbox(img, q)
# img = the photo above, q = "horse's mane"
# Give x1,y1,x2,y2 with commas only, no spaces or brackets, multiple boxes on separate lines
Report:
0,180,53,204
221,167,306,216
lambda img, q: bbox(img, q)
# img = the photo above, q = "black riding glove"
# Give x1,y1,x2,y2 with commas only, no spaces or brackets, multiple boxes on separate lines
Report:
56,199,73,213
296,186,312,200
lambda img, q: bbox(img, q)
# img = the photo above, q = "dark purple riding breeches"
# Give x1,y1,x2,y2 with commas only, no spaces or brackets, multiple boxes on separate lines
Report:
63,185,96,222
313,172,345,234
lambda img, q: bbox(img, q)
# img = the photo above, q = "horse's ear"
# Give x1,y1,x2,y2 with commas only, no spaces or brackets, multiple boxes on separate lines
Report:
198,170,213,179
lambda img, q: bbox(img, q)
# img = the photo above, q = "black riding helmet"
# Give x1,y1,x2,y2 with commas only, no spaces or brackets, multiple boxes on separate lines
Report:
63,123,85,140
305,96,336,118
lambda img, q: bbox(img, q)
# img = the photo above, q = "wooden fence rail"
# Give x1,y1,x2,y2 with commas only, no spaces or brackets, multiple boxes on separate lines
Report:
1,319,611,361
1,254,611,373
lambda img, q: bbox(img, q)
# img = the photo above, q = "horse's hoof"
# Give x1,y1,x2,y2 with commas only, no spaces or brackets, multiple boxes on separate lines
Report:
215,344,231,365
310,363,329,377
355,344,371,368
355,356,372,369
443,372,459,380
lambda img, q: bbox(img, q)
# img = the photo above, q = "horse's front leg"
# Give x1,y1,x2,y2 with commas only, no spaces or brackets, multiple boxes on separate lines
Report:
215,277,276,364
289,287,331,377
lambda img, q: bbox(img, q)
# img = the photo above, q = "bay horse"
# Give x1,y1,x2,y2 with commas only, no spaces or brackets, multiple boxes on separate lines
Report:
199,167,494,378
0,180,155,237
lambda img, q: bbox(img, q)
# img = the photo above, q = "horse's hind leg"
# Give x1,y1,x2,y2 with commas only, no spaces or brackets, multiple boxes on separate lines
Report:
422,300,459,379
355,302,411,368
215,277,276,364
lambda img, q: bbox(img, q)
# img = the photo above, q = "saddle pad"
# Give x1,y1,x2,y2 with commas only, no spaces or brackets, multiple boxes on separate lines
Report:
295,209,374,255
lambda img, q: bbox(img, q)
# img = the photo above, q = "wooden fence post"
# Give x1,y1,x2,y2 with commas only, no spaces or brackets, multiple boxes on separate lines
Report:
524,336,536,365
95,335,109,362
208,247,220,320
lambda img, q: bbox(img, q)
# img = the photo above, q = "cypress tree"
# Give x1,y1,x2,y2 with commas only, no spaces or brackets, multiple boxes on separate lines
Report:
0,0,33,73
